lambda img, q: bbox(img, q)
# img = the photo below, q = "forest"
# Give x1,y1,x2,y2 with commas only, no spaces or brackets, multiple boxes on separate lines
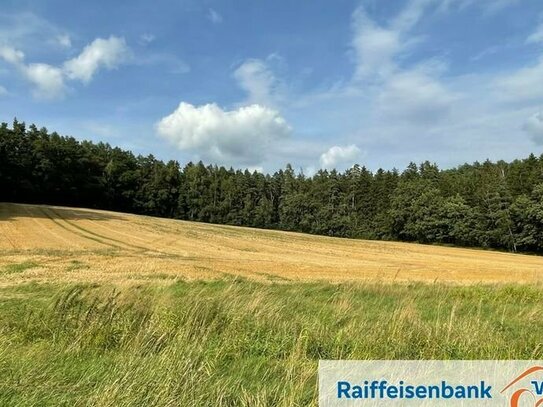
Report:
1,119,543,254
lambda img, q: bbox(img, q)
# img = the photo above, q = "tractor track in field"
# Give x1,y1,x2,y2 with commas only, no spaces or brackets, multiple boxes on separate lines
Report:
74,215,188,255
40,207,127,251
47,208,208,260
22,205,84,249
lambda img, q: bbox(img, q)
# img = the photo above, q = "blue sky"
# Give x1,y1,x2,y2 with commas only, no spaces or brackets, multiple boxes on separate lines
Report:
0,0,542,173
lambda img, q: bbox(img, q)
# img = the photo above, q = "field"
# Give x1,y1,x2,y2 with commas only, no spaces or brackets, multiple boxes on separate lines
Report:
2,203,543,285
1,202,543,406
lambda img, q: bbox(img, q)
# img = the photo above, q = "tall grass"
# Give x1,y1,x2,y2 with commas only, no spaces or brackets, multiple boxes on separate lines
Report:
0,279,542,406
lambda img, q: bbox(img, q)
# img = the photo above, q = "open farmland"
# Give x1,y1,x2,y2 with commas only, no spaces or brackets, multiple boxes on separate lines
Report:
1,202,543,286
2,202,543,406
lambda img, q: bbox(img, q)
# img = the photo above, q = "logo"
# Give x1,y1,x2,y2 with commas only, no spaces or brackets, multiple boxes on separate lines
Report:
319,361,543,406
501,366,543,407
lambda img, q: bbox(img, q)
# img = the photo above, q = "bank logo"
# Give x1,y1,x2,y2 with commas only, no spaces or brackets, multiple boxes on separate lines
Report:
319,361,543,406
501,366,543,407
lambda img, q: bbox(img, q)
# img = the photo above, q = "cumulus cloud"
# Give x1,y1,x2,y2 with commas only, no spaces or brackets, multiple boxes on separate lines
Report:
156,102,291,165
523,112,543,144
0,36,130,99
320,145,362,169
22,63,65,99
234,59,282,106
0,46,24,65
64,36,130,83
0,45,65,99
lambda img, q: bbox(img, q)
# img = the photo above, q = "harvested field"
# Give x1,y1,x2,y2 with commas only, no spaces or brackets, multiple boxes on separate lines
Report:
1,202,542,286
2,203,543,406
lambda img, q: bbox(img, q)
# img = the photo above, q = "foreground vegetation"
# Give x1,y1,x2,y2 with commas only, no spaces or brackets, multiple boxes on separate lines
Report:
1,279,542,406
2,120,543,254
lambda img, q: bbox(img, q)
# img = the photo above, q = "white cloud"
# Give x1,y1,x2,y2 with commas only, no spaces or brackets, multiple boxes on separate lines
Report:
348,4,456,125
0,85,7,96
527,22,543,45
349,0,521,84
0,12,61,49
229,1,543,170
523,112,543,145
64,36,130,83
0,45,65,99
156,102,291,165
0,36,130,100
234,59,281,106
495,58,543,102
0,46,25,65
55,34,71,48
391,0,435,32
377,65,455,123
351,0,434,81
208,9,223,24
351,8,401,80
22,63,65,99
320,145,362,169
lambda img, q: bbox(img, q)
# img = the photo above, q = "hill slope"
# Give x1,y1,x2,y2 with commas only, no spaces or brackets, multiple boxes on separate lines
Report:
1,202,542,285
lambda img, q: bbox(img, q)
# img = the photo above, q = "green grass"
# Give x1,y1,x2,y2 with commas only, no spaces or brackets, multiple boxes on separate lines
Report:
2,261,39,274
0,279,542,406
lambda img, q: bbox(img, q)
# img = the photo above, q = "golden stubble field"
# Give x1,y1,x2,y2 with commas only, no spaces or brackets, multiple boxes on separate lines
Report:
1,202,543,286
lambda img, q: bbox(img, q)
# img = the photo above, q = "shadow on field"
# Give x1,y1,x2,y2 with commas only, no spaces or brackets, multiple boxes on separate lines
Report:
0,203,123,222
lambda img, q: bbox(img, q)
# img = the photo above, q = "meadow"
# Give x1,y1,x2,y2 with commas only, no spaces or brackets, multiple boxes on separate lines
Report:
1,203,543,406
2,280,543,406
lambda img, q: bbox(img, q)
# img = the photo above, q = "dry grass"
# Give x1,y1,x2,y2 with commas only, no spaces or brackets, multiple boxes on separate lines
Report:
1,202,542,286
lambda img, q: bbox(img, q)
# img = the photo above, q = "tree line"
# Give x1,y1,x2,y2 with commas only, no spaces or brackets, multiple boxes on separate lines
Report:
1,119,543,253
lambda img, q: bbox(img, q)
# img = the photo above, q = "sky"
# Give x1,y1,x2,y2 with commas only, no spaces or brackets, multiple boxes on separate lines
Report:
0,0,542,174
